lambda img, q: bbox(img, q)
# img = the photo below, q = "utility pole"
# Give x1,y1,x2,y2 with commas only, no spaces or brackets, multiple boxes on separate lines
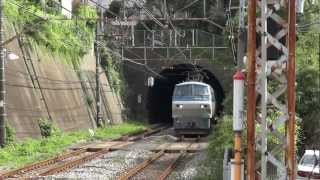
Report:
203,0,206,18
163,0,167,19
0,0,5,147
237,0,245,69
95,2,103,127
287,0,297,178
122,0,126,19
246,0,256,179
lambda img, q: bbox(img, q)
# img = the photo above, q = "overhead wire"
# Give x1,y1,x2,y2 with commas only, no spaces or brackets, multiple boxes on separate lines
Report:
174,0,201,14
129,1,225,77
86,0,169,78
6,0,164,80
158,0,198,65
6,1,89,47
7,0,226,85
132,0,212,66
4,1,122,118
152,0,202,80
7,102,89,113
131,0,165,28
225,0,237,64
7,1,46,20
94,0,223,67
298,21,320,29
6,67,123,87
4,81,114,92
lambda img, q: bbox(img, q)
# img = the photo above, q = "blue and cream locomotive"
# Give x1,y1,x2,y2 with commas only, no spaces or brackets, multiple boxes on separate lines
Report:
172,81,216,135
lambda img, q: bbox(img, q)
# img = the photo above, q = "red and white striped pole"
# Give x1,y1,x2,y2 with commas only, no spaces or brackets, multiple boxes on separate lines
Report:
233,70,245,180
233,70,245,131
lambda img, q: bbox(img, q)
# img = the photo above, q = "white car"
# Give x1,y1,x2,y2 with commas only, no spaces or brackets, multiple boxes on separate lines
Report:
297,150,320,180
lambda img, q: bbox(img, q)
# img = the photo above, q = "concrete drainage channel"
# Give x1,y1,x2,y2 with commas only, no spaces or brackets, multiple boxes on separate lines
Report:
1,125,209,179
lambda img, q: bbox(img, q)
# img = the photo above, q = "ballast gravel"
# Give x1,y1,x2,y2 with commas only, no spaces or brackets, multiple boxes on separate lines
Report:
40,133,207,180
48,149,153,179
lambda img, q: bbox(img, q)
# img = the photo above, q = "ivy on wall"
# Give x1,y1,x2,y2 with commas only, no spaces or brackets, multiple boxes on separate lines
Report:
4,0,97,67
100,47,128,101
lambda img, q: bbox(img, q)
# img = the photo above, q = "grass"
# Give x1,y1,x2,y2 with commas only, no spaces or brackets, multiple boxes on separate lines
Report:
0,121,146,169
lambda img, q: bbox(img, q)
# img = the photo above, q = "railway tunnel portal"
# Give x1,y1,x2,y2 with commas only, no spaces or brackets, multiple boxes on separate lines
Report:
123,59,234,124
146,64,225,124
120,29,235,124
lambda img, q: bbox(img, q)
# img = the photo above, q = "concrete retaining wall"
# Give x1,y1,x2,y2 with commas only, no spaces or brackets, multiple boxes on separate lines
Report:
5,23,123,139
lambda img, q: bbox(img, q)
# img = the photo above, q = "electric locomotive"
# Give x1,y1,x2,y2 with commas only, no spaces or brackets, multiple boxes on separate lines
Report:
172,81,216,135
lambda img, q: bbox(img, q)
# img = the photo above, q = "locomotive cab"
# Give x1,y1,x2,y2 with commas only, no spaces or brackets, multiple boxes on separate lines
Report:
172,81,216,135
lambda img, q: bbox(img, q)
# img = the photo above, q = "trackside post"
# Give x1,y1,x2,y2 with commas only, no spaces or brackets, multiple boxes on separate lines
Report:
232,70,245,180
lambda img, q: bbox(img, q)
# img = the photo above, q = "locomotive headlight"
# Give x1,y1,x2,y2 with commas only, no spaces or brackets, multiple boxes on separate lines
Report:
176,104,183,108
200,104,208,109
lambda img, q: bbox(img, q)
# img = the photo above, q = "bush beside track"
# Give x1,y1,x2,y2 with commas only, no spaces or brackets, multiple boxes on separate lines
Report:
192,115,233,179
193,114,247,179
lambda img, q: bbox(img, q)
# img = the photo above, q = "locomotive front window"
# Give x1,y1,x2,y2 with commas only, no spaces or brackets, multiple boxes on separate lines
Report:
173,84,192,101
193,85,210,101
173,84,210,101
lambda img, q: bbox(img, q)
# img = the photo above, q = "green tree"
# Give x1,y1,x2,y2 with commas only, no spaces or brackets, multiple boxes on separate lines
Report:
296,23,320,149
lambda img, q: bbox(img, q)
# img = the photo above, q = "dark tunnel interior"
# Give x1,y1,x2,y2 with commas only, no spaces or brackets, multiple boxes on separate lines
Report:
146,64,225,124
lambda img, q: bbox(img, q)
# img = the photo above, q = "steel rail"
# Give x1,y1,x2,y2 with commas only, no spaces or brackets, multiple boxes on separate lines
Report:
157,151,186,180
112,124,168,142
119,140,194,180
157,142,194,179
38,148,112,176
38,125,168,177
117,150,166,180
129,125,169,141
0,124,167,178
0,149,86,178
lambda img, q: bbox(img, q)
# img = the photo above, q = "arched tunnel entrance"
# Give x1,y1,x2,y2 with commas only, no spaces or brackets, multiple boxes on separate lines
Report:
147,64,225,124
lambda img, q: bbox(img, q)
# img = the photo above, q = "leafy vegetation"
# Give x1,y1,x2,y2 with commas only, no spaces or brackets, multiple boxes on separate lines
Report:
0,121,146,168
4,0,96,66
5,122,16,145
37,118,61,138
100,47,129,102
296,28,320,152
294,0,320,152
101,50,122,94
194,115,237,179
207,115,233,160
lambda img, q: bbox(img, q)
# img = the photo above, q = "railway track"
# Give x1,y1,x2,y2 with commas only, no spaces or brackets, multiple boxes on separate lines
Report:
0,124,168,179
117,141,195,180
